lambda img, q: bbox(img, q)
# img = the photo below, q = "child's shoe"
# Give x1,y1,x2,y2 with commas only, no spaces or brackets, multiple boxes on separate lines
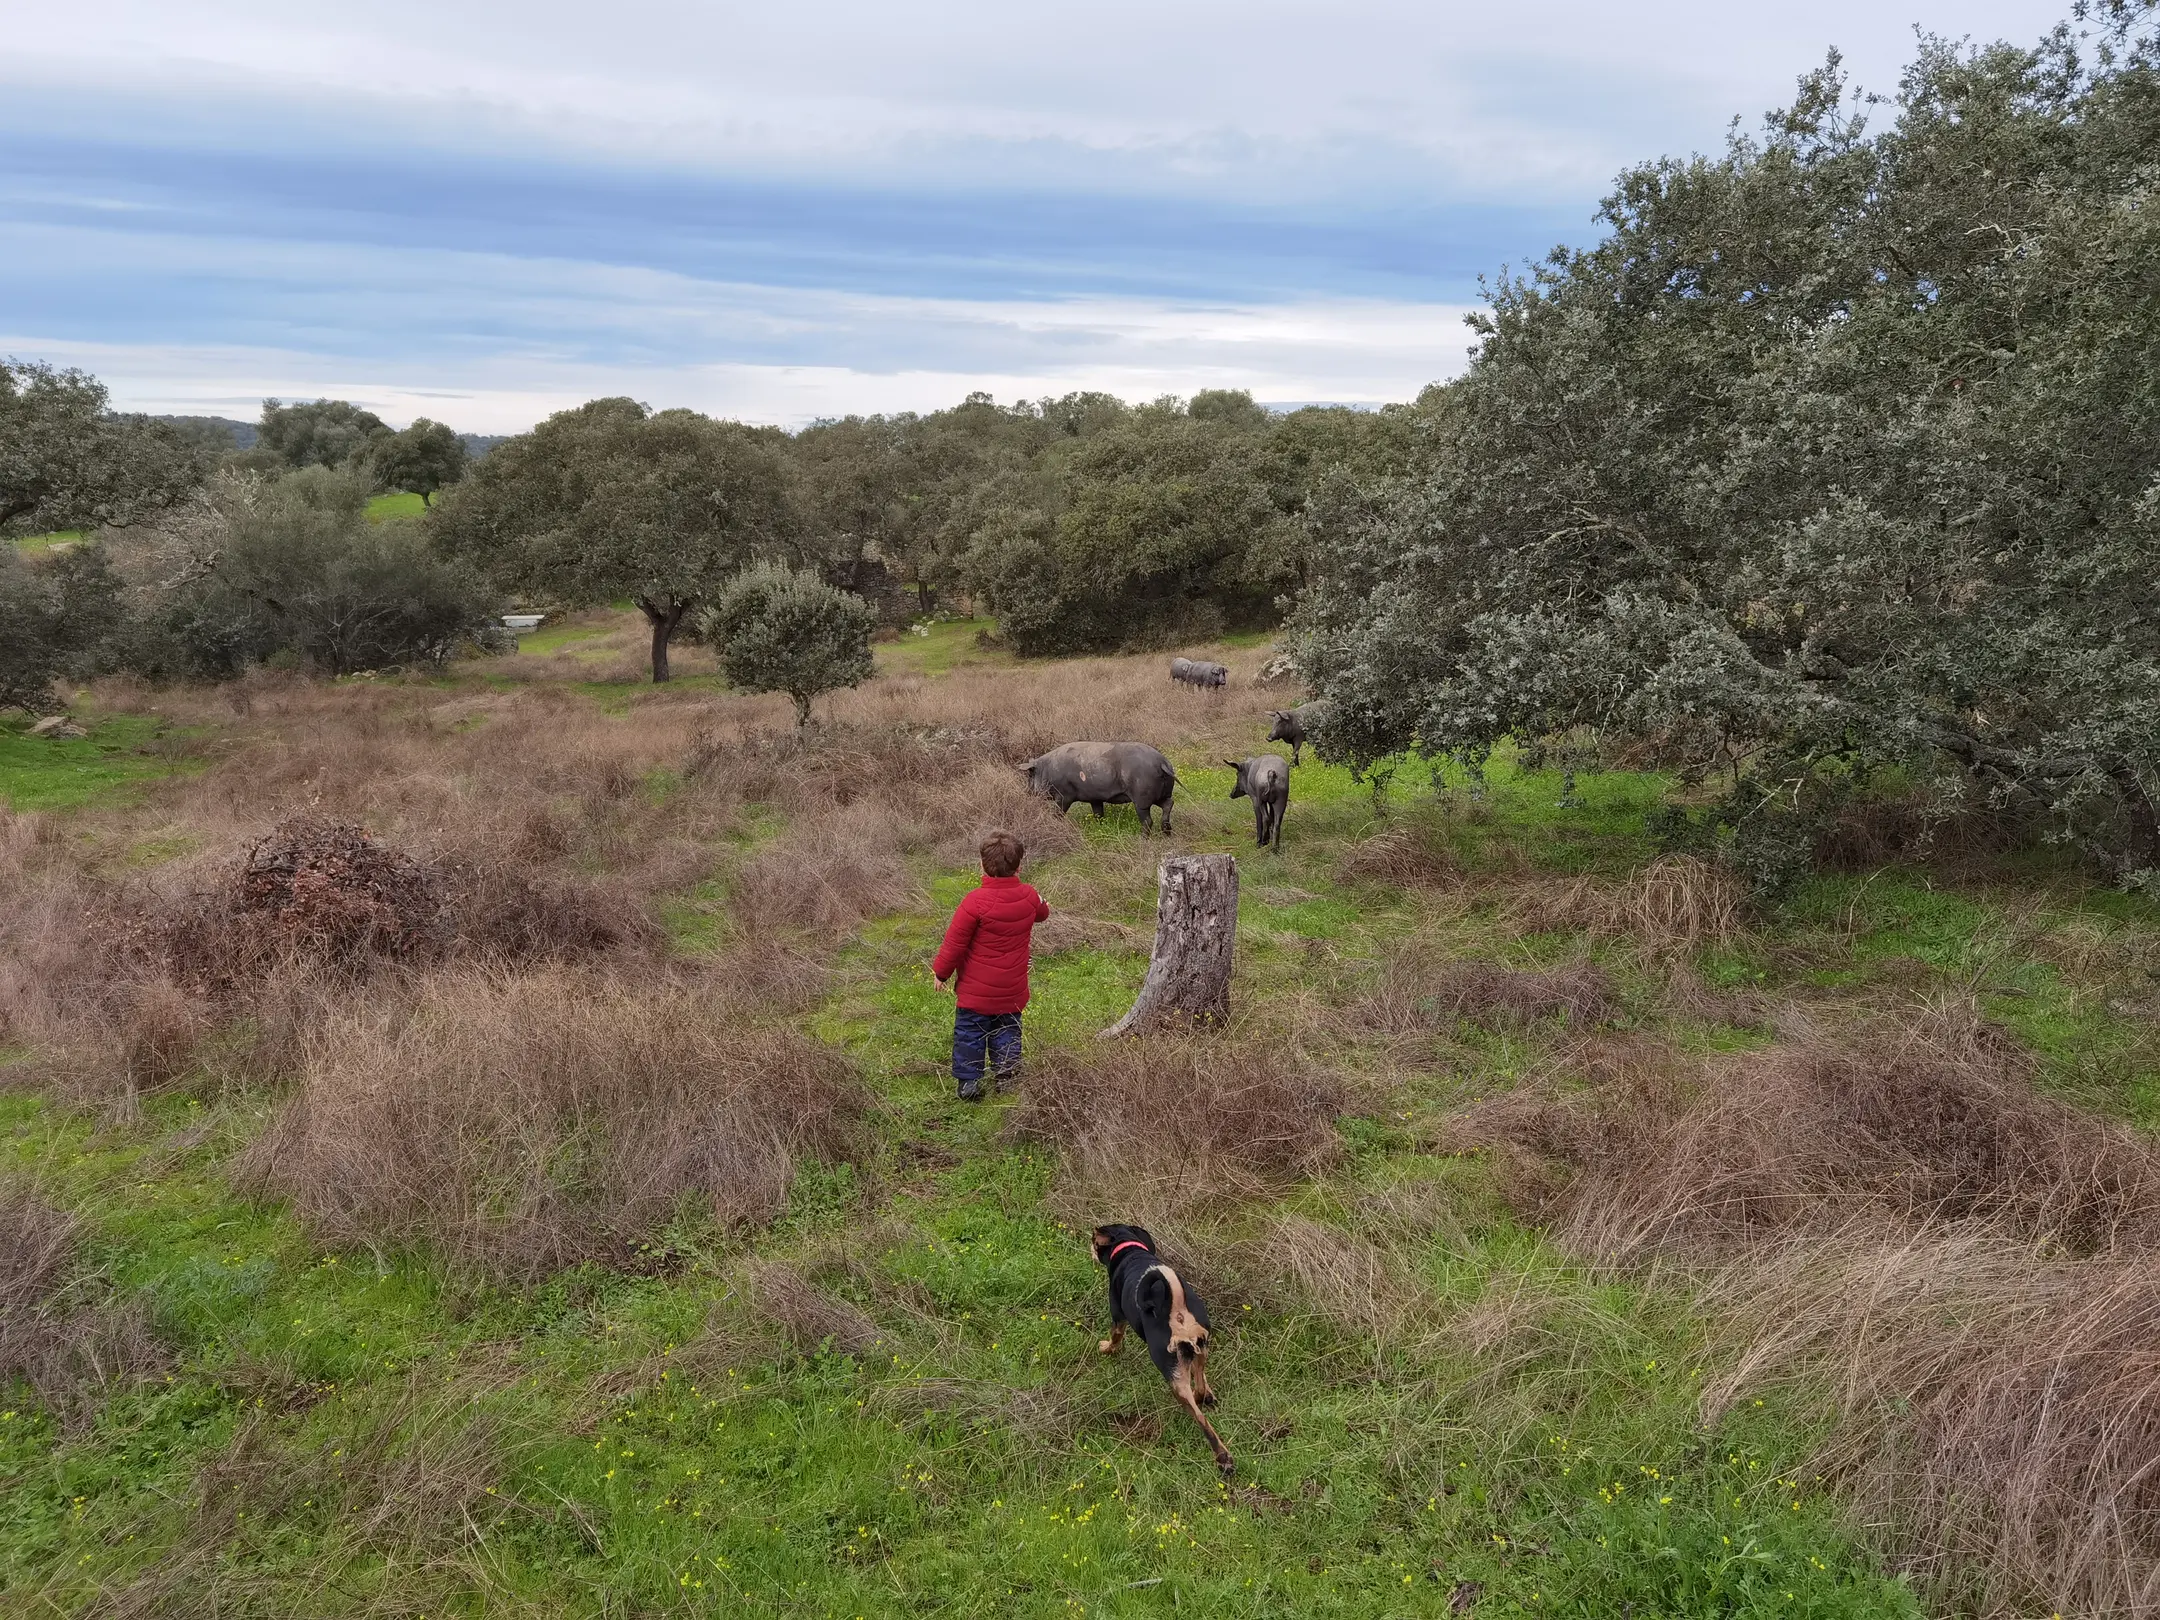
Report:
957,1077,984,1102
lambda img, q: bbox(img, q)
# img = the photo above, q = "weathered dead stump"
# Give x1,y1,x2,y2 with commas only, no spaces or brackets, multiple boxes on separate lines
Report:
1102,854,1238,1036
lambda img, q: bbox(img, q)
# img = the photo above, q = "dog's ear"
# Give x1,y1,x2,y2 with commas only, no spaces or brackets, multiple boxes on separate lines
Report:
1090,1227,1112,1260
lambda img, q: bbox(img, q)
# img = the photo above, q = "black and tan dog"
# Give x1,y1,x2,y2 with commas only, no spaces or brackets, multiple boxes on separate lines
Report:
1090,1223,1232,1473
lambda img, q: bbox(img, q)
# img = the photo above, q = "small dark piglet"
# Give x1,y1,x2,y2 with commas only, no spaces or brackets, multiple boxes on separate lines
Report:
1091,1224,1232,1472
1265,702,1327,766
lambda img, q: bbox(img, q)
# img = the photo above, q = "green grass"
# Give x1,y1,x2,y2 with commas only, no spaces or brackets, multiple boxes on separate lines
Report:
10,530,83,555
364,491,428,521
875,617,1014,677
0,713,187,812
515,618,613,655
11,660,2160,1614
1,1033,1914,1618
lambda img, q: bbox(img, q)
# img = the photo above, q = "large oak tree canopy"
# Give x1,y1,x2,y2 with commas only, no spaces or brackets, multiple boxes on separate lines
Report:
1294,15,2160,885
0,360,210,536
428,398,798,682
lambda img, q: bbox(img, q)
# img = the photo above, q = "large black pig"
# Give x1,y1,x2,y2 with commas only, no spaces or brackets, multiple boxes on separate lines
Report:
1020,742,1178,834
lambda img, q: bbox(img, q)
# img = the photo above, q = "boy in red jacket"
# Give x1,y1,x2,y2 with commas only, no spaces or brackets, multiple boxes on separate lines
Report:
932,830,1050,1101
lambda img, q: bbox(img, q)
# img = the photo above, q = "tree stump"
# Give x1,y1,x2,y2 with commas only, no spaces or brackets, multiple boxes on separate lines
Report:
1102,854,1239,1036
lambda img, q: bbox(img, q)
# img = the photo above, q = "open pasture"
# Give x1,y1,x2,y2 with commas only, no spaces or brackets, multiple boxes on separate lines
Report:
3,618,2158,1618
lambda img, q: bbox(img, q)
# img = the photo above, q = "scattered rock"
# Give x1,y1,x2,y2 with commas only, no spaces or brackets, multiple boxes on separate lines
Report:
28,715,87,739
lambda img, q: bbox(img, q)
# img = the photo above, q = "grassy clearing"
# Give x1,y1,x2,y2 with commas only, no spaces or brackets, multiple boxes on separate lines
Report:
876,616,1016,678
9,531,82,556
0,712,190,812
364,491,428,521
2,637,2156,1615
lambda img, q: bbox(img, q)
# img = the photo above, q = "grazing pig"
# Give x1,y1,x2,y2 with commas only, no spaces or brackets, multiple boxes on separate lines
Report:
1021,742,1178,834
1226,754,1290,851
1170,657,1228,690
1265,702,1327,766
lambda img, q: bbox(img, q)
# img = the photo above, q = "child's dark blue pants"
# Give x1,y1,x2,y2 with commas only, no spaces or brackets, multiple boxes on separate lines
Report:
952,1007,1023,1085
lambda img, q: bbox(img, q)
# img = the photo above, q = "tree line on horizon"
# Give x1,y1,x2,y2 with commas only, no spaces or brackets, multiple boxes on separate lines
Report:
5,2,2156,886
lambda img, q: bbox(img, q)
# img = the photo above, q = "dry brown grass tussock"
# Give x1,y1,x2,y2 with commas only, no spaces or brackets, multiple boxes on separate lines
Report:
0,1182,170,1431
1355,952,1618,1037
743,1260,887,1358
1031,912,1147,957
95,1366,540,1617
1502,855,1745,954
1004,1033,1347,1205
697,721,1089,940
1335,823,1463,889
1451,1003,2160,1614
1245,1214,1425,1354
832,644,1291,764
1699,1231,2160,1616
1457,1005,2160,1260
238,966,870,1279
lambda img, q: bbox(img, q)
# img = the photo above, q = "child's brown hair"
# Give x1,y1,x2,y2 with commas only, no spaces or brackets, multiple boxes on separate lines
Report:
979,831,1025,878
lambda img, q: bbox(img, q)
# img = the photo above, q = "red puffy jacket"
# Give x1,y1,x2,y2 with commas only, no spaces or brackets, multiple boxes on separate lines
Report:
933,875,1050,1013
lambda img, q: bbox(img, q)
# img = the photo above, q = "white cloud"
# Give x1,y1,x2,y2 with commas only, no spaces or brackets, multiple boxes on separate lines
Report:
0,0,2076,427
3,0,2076,202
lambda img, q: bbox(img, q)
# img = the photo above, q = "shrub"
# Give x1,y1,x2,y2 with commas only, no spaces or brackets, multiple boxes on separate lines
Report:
0,541,127,711
164,468,503,676
696,562,876,726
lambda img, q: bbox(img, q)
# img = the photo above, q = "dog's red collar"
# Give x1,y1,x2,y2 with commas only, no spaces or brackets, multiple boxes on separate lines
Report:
1105,1240,1151,1265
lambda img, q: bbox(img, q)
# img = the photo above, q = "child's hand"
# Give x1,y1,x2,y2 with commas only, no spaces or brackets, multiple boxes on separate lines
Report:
931,970,950,994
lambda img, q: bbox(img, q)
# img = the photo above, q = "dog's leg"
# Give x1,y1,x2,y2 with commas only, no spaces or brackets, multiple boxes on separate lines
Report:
1170,1361,1233,1474
1099,1320,1126,1356
1193,1342,1217,1407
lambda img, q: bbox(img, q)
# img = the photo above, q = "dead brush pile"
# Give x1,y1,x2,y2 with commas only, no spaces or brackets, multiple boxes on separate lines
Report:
1004,1034,1347,1203
1,1182,170,1431
152,815,657,995
238,966,870,1280
155,815,448,995
1450,1005,2160,1614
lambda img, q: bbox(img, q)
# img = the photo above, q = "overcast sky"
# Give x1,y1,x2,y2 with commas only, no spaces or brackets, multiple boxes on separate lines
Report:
0,1,2074,431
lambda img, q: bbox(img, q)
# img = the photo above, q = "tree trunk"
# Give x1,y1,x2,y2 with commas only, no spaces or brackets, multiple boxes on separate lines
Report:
2110,764,2160,878
1102,854,1239,1037
639,598,686,683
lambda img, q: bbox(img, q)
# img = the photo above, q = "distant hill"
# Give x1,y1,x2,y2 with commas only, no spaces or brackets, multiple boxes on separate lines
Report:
150,417,507,460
